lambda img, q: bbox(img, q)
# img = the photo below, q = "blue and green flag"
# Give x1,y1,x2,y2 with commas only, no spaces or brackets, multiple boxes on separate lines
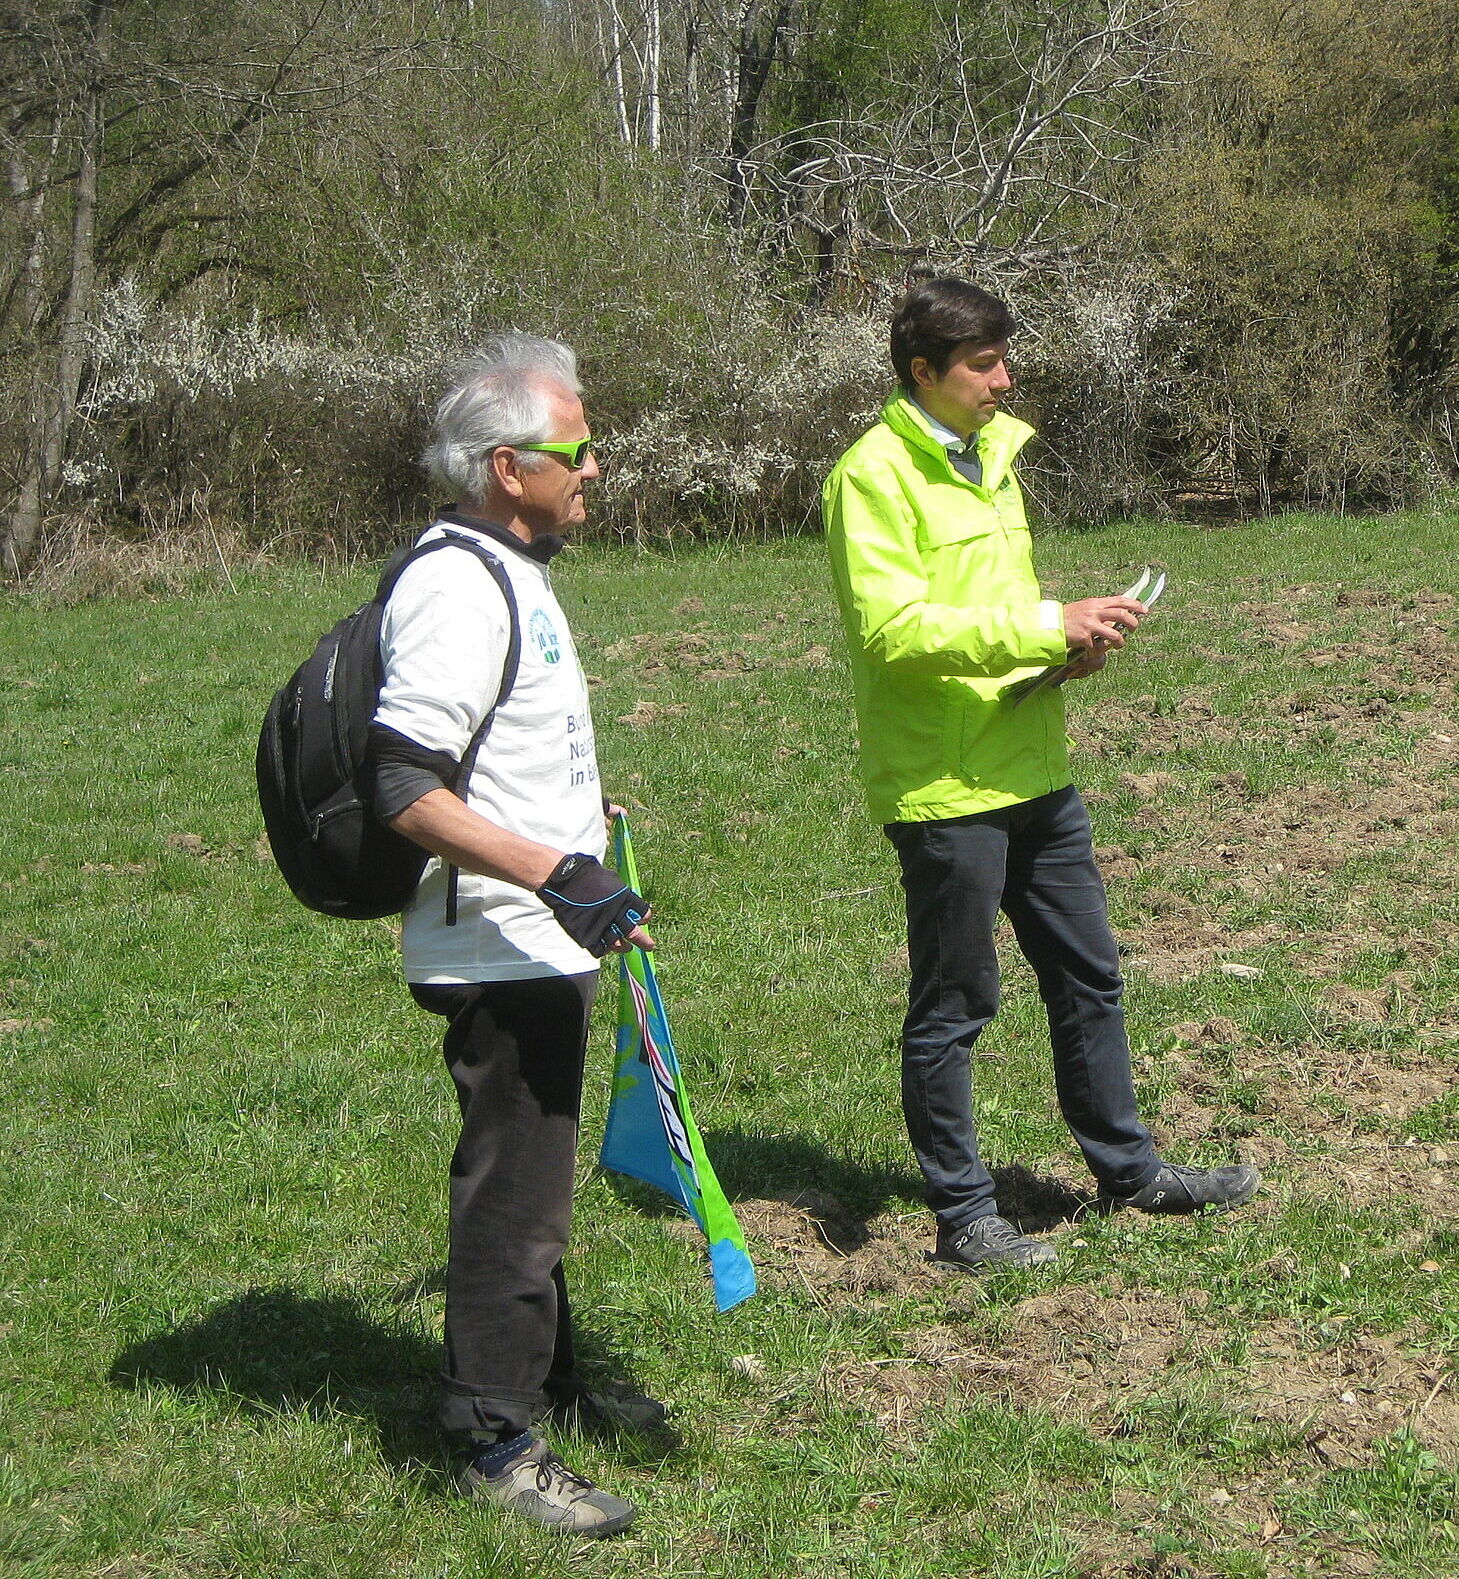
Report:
599,816,757,1313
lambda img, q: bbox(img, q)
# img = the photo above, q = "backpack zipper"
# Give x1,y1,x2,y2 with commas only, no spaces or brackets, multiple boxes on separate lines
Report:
325,634,353,777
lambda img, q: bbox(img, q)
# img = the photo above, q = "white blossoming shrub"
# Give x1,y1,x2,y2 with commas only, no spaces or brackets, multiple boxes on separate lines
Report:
22,235,1444,577
595,307,888,538
1009,270,1190,522
44,278,893,556
61,282,435,557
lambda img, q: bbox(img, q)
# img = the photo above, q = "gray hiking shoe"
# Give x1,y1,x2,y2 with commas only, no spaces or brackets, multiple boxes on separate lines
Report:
458,1433,637,1538
930,1214,1058,1271
1102,1161,1260,1215
541,1380,669,1434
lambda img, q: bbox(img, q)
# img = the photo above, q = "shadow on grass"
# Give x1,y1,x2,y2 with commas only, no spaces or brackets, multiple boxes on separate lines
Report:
990,1162,1094,1233
705,1126,924,1216
604,1132,1093,1241
109,1282,684,1474
108,1286,446,1480
602,1125,921,1224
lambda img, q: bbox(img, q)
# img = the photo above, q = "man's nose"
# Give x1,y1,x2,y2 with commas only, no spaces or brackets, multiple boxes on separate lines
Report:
581,450,601,481
992,360,1013,391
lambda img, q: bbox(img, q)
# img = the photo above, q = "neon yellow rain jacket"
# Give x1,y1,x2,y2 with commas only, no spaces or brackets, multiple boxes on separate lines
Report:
823,393,1073,824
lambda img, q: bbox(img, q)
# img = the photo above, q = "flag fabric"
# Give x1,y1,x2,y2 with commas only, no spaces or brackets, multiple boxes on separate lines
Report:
598,816,757,1313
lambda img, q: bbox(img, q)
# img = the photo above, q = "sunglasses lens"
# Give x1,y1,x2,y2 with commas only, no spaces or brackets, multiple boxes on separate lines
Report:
574,441,591,467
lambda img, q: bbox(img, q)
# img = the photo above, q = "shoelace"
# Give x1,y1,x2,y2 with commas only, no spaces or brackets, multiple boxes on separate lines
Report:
534,1449,596,1497
956,1216,1023,1251
1151,1164,1204,1200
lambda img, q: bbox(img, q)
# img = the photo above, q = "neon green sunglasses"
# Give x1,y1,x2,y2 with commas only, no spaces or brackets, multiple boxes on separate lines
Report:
517,435,593,468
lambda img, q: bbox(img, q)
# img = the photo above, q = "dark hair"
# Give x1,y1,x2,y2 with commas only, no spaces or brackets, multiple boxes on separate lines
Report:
890,277,1016,392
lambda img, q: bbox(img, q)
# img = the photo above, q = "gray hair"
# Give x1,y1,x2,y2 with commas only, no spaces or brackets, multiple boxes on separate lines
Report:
422,333,582,502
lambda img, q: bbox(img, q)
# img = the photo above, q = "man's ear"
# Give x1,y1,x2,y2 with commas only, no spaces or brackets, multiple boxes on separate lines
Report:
909,356,936,391
490,445,525,499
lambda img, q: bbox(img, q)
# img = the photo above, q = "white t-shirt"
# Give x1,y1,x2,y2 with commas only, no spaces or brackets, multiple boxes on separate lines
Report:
374,519,607,983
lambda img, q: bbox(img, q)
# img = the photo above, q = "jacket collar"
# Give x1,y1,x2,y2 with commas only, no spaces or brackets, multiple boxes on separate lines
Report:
880,392,1034,493
436,509,566,564
911,400,969,453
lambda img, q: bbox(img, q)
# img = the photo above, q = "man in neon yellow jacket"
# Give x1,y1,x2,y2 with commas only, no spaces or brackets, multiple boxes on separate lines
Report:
824,277,1259,1269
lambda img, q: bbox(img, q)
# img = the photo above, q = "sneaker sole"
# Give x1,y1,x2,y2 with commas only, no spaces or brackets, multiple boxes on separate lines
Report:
925,1249,1058,1272
580,1507,637,1539
1101,1172,1261,1215
459,1490,638,1538
455,1471,638,1538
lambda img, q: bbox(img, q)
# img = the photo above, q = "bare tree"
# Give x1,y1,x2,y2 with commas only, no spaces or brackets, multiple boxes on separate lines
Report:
2,0,109,578
577,0,796,174
715,0,1187,286
0,0,424,579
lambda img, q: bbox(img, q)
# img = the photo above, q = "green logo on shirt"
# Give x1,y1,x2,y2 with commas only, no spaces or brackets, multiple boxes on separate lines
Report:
530,608,561,665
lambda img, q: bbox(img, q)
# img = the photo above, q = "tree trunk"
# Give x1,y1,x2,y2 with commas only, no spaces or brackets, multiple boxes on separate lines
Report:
599,0,632,144
1,0,110,581
725,0,791,230
646,0,661,152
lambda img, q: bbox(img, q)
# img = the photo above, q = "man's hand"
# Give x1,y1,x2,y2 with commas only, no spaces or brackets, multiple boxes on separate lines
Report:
1063,596,1147,653
1061,647,1109,682
538,852,656,956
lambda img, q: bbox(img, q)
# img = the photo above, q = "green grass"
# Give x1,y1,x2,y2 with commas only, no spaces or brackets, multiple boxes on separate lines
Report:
3,507,1459,1575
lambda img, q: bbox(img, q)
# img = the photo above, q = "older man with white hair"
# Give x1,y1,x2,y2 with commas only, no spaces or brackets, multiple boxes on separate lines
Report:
367,333,657,1537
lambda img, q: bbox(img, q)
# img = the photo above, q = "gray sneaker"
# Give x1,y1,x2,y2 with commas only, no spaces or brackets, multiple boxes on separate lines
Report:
930,1214,1058,1271
541,1381,669,1434
1102,1161,1260,1215
458,1434,637,1537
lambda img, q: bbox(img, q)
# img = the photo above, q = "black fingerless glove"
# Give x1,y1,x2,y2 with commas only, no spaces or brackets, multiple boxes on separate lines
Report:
537,853,647,957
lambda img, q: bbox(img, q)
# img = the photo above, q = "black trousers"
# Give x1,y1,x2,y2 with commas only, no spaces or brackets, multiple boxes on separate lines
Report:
410,971,598,1438
886,785,1160,1229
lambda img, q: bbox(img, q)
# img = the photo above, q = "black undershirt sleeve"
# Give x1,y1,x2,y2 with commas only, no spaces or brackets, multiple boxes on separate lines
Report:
367,723,462,823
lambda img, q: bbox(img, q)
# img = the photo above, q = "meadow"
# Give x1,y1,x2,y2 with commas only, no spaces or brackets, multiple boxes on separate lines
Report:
3,508,1458,1577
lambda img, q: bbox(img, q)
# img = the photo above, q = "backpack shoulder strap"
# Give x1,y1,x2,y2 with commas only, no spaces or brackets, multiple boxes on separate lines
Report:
442,536,522,789
377,532,522,715
386,529,525,926
375,530,497,604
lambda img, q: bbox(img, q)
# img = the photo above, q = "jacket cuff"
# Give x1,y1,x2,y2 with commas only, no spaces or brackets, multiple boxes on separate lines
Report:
1033,600,1068,659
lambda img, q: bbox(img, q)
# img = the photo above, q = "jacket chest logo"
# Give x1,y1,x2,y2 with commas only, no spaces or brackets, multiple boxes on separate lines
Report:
529,607,562,665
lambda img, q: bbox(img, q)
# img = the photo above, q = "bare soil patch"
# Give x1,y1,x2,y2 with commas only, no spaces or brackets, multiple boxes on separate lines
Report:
1077,593,1459,992
737,1189,1459,1519
662,578,1459,1566
1149,1024,1459,1211
728,1188,1459,1525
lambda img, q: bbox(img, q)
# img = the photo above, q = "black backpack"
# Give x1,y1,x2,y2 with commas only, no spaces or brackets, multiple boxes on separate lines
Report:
256,531,520,921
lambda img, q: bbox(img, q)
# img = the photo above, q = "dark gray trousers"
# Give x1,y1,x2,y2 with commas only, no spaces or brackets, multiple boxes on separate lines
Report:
886,785,1160,1229
410,971,597,1438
